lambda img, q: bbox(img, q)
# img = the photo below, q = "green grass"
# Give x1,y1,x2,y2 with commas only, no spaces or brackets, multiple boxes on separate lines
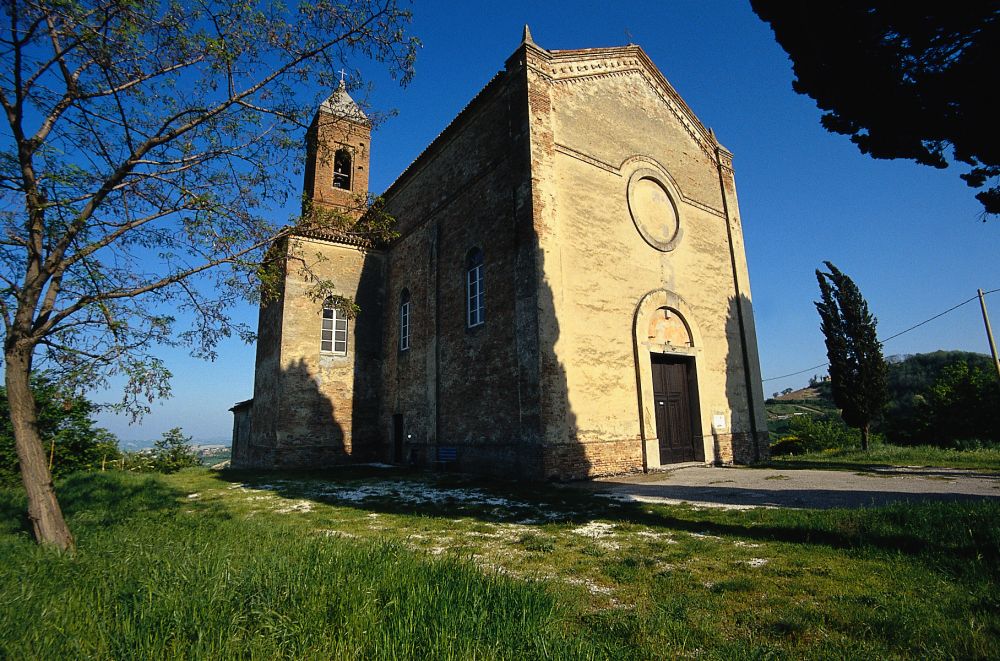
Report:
767,442,1000,472
2,467,998,659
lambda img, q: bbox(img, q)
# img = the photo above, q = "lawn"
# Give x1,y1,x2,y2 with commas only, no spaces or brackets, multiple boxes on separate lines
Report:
767,443,1000,472
1,466,998,659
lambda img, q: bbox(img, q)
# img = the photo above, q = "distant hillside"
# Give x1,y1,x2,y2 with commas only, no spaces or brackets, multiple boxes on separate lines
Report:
764,350,997,444
774,386,821,401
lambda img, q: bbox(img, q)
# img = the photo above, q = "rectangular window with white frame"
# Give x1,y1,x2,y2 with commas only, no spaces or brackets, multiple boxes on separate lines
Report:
466,249,484,328
321,304,348,355
400,300,410,351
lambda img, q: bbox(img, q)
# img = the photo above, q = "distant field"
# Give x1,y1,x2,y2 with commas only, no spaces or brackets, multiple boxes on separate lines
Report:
1,467,997,658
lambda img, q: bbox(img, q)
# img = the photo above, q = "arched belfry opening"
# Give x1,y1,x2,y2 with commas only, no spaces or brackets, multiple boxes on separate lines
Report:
333,148,352,190
634,293,706,467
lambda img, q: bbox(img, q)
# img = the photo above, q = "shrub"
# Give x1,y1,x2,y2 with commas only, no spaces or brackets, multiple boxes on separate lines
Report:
151,428,200,473
770,436,806,456
785,415,864,452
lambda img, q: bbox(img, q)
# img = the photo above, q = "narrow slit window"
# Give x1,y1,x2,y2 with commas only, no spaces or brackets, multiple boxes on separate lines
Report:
321,300,349,355
466,248,484,328
333,149,352,190
400,289,411,352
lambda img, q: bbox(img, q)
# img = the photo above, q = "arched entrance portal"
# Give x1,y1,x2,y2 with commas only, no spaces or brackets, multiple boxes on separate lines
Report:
634,292,706,467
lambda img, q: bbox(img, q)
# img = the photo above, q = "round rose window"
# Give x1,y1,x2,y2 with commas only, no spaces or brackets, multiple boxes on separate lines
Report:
627,168,682,251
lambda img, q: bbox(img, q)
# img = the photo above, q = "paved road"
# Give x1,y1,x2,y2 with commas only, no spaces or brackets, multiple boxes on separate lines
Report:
587,464,1000,509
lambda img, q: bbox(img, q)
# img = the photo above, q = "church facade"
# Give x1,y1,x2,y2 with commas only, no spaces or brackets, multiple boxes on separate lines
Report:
231,30,769,479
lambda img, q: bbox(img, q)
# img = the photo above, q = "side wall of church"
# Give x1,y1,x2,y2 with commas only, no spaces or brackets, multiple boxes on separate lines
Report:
380,64,542,478
526,47,768,478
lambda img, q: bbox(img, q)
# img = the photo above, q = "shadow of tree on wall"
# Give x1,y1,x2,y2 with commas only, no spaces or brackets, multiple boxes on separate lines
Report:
266,358,347,467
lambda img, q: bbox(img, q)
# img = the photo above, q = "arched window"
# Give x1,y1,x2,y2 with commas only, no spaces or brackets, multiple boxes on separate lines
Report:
333,149,352,190
321,298,349,355
399,288,411,351
466,248,484,328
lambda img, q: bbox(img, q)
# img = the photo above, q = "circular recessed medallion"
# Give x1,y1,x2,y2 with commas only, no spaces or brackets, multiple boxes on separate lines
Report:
627,168,682,251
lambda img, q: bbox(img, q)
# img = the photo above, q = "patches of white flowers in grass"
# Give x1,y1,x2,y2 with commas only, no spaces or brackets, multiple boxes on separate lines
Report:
688,532,723,540
186,493,200,499
228,481,292,492
745,558,769,568
297,480,530,509
237,478,548,513
571,521,622,550
635,530,678,543
318,529,357,539
733,541,761,548
564,576,615,596
572,521,616,539
275,501,314,514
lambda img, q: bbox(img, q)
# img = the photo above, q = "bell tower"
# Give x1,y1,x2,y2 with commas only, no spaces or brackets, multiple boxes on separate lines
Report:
303,78,372,218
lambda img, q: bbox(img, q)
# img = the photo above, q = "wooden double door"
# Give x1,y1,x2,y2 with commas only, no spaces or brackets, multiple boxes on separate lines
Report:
650,353,703,464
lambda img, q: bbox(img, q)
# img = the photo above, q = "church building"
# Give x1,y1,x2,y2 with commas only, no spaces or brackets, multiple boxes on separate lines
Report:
231,29,769,479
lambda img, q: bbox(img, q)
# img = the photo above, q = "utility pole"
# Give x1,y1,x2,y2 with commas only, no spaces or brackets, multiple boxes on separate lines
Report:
979,288,1000,379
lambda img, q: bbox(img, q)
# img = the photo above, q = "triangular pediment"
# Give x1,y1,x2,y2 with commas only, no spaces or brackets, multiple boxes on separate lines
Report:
534,45,728,164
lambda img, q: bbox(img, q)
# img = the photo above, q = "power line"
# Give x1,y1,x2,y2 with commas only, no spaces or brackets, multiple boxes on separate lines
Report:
762,362,830,383
762,287,1000,383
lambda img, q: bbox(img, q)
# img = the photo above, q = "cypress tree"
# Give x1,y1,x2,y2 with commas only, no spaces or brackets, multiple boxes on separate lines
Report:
815,262,888,450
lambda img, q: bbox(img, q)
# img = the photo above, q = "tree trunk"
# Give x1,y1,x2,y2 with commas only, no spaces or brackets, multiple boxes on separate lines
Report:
861,423,870,452
4,345,75,551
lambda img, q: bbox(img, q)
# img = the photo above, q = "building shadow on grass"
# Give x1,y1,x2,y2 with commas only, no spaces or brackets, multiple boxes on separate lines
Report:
208,466,999,569
590,481,1000,509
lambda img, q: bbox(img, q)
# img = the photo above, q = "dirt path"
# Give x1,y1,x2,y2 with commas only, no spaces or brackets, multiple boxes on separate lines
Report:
586,465,1000,510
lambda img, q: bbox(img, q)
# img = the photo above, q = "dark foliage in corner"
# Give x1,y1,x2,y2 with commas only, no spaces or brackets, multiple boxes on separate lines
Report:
752,2,1000,218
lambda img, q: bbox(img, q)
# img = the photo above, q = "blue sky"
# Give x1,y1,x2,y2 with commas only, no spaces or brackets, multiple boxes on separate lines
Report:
95,0,998,442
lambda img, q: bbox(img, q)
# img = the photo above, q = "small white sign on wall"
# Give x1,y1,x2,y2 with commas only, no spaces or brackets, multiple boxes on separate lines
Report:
712,414,727,431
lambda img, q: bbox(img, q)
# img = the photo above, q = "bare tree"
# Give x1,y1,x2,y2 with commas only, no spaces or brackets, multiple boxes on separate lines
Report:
0,0,416,550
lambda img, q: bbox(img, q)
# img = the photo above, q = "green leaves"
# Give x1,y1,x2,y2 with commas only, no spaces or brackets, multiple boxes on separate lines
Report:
0,376,120,486
150,427,199,473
